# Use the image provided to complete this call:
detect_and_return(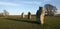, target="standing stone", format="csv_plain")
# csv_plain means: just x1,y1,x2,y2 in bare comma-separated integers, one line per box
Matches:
36,7,45,24
21,12,25,19
36,10,41,24
28,12,31,19
40,7,45,24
